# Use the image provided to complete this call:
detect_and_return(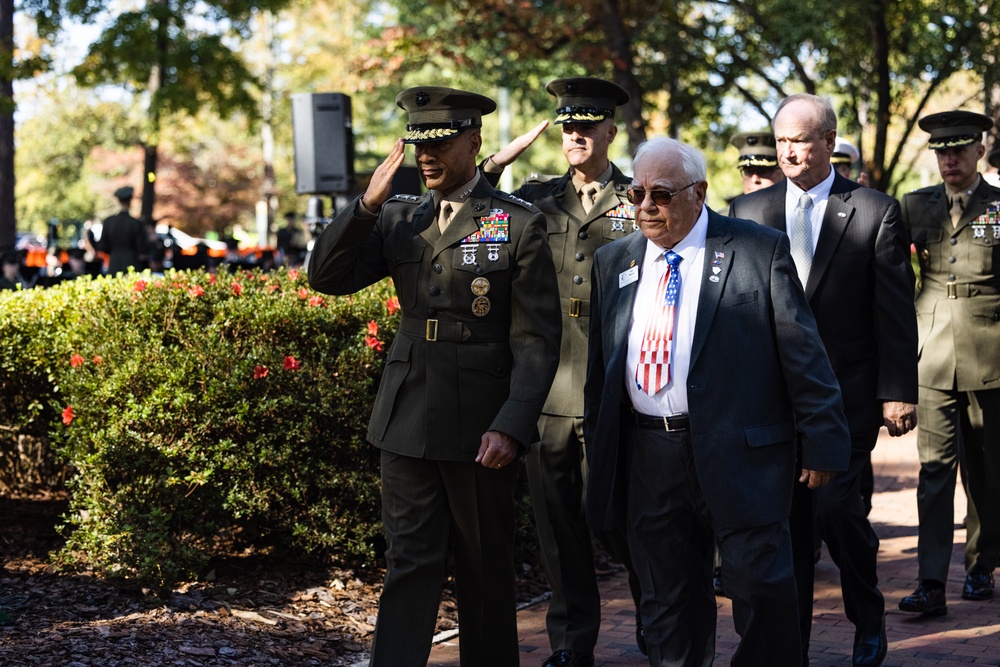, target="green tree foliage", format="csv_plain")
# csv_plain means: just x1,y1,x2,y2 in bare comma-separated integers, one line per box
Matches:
69,0,291,222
